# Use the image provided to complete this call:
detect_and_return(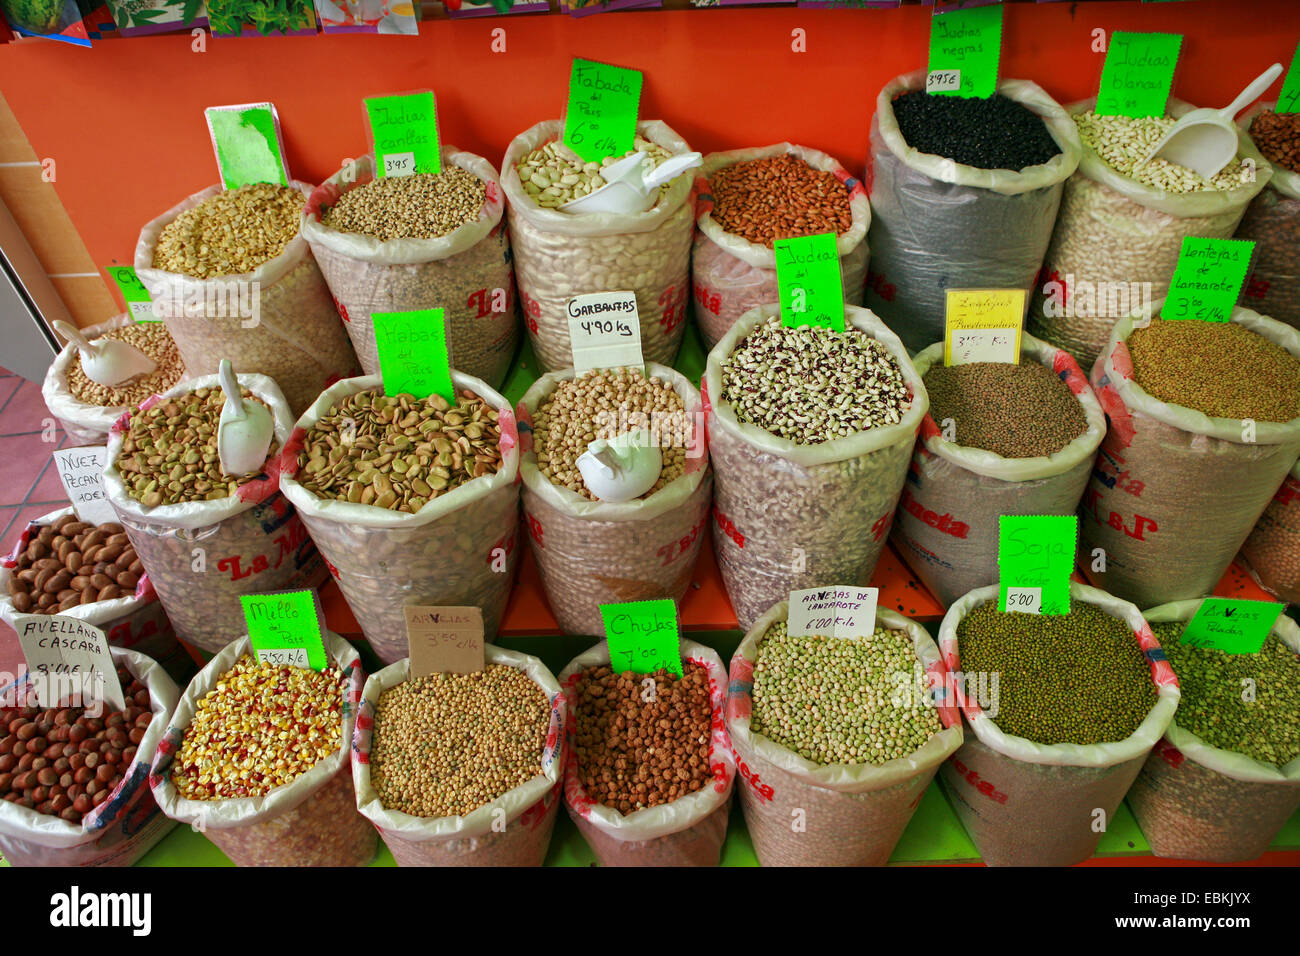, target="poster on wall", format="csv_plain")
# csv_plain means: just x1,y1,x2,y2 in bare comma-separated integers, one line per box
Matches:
314,0,416,32
0,0,90,44
444,0,548,18
561,0,660,16
205,0,316,34
104,0,205,35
